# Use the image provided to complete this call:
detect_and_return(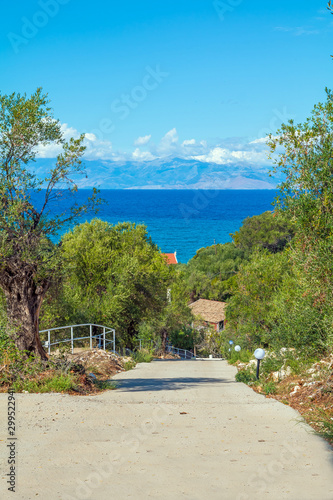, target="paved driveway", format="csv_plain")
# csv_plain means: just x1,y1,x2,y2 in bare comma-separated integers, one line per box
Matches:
1,359,332,499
